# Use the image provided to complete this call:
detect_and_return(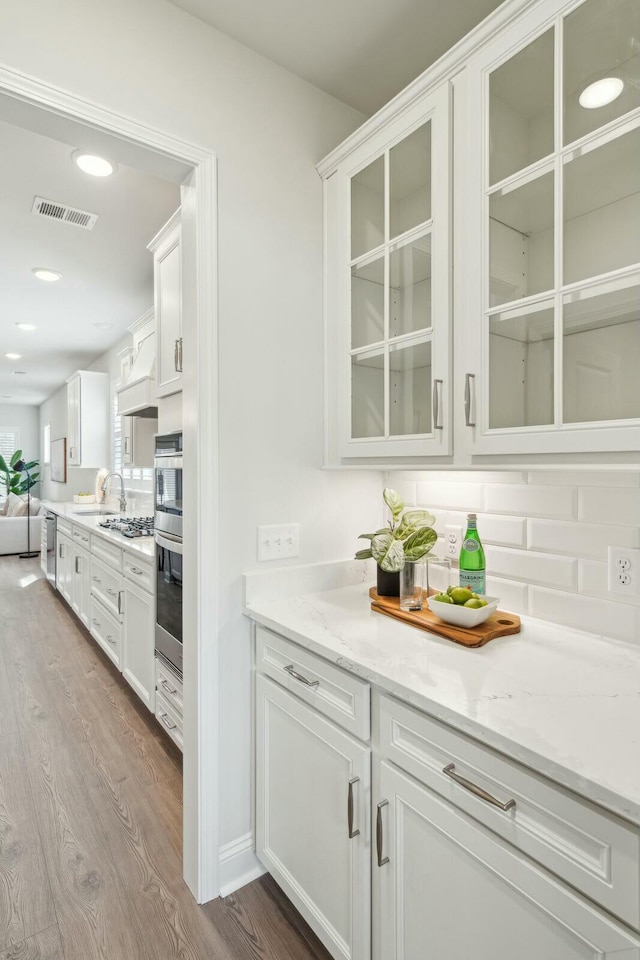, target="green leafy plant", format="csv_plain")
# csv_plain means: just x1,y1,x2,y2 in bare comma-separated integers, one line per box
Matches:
355,488,437,573
0,450,40,497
